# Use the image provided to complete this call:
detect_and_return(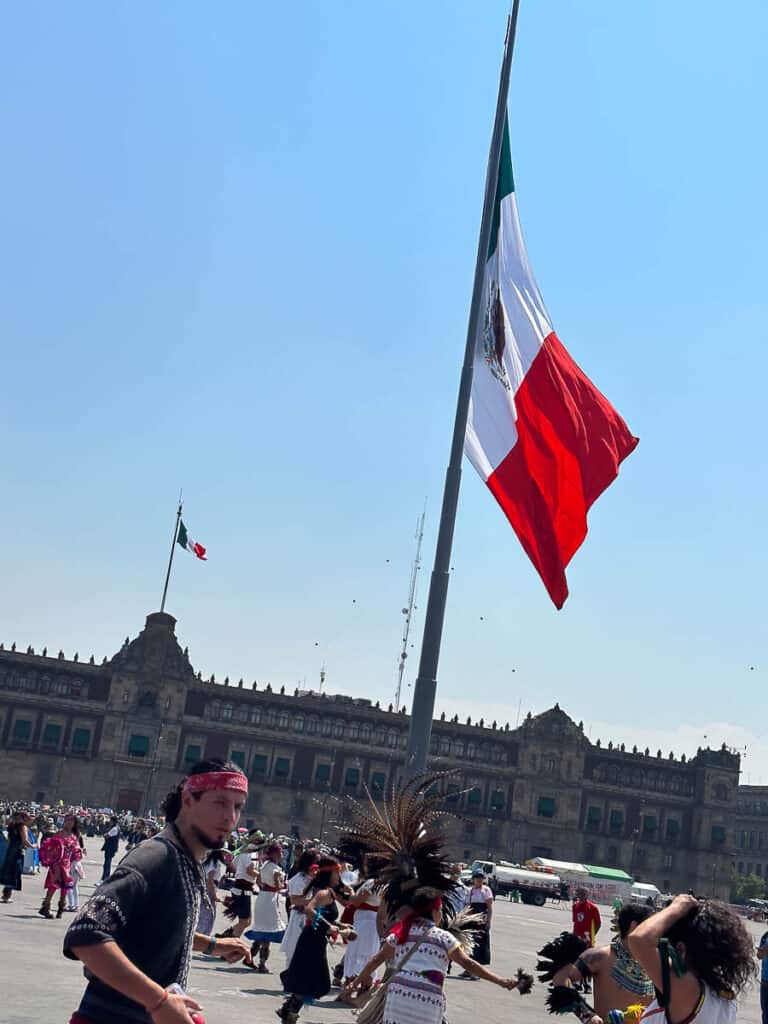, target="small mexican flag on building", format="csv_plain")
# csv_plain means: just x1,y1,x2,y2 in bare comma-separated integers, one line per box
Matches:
177,520,207,561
